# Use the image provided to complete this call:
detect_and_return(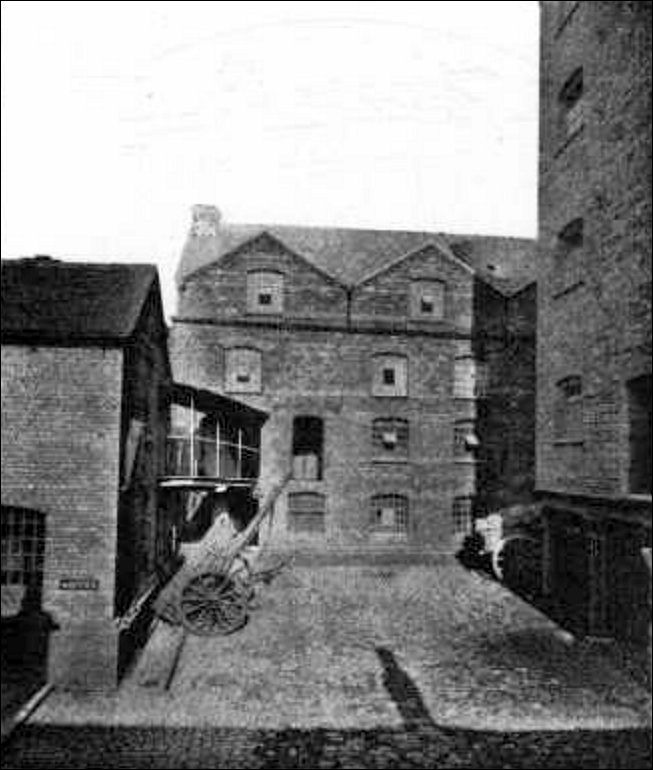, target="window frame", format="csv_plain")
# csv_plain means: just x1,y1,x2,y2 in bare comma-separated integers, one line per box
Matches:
410,279,446,321
372,417,409,460
246,270,285,315
369,494,409,535
224,347,262,393
452,496,474,536
287,492,326,533
1,507,46,591
554,375,583,442
291,415,324,481
372,354,408,398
